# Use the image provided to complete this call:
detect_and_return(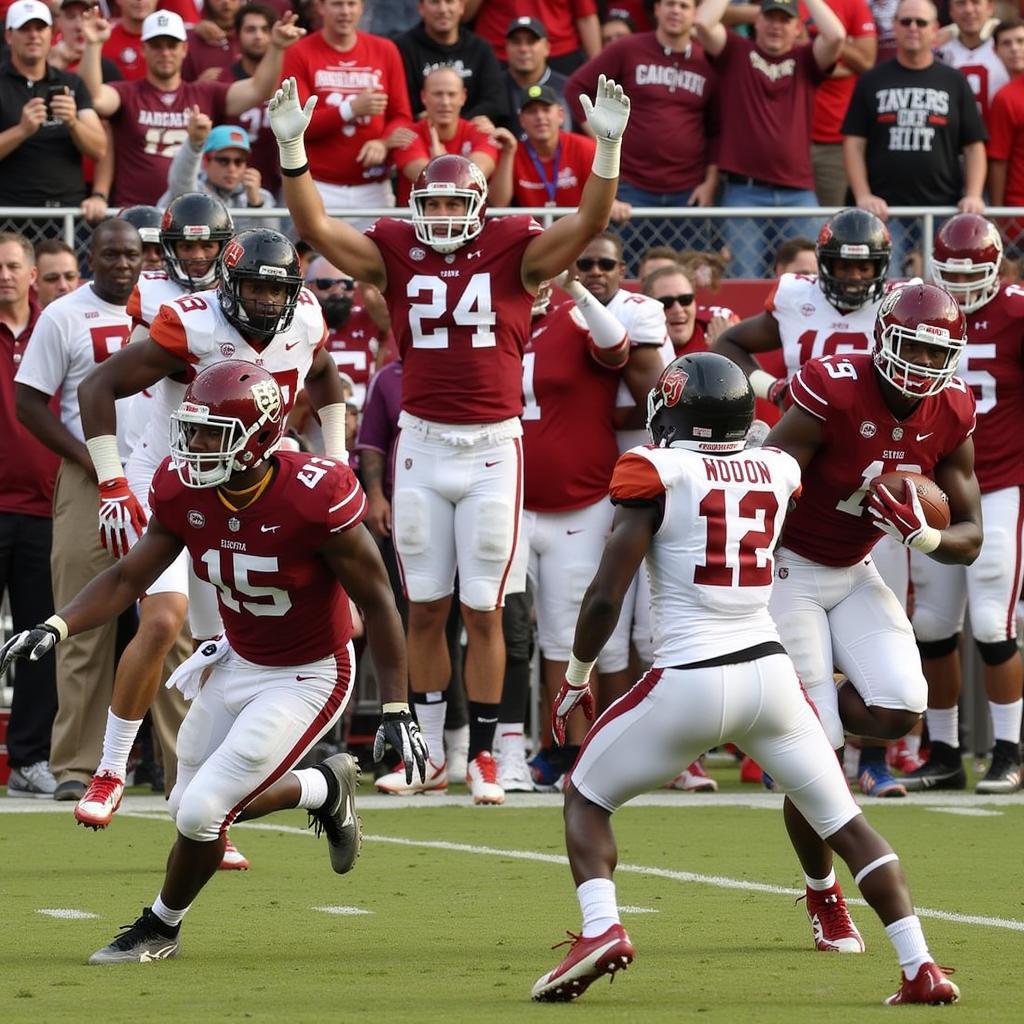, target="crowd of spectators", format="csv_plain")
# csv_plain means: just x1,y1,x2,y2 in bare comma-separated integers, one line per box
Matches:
2,0,1024,800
